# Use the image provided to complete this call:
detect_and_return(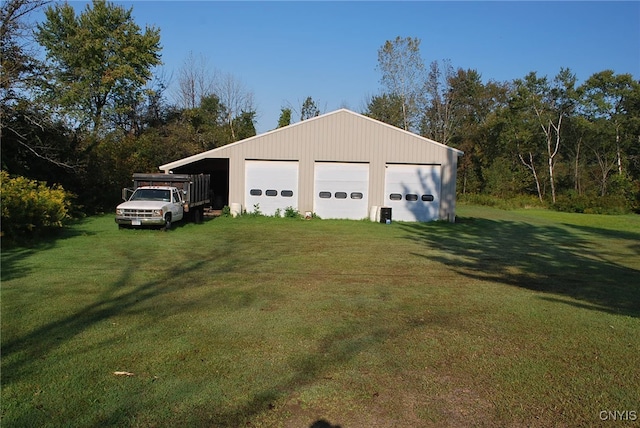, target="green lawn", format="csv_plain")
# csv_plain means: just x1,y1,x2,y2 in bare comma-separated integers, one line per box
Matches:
2,206,639,427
